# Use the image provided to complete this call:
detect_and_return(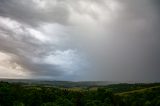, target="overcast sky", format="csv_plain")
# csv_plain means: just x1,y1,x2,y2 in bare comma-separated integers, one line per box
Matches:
0,0,160,82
